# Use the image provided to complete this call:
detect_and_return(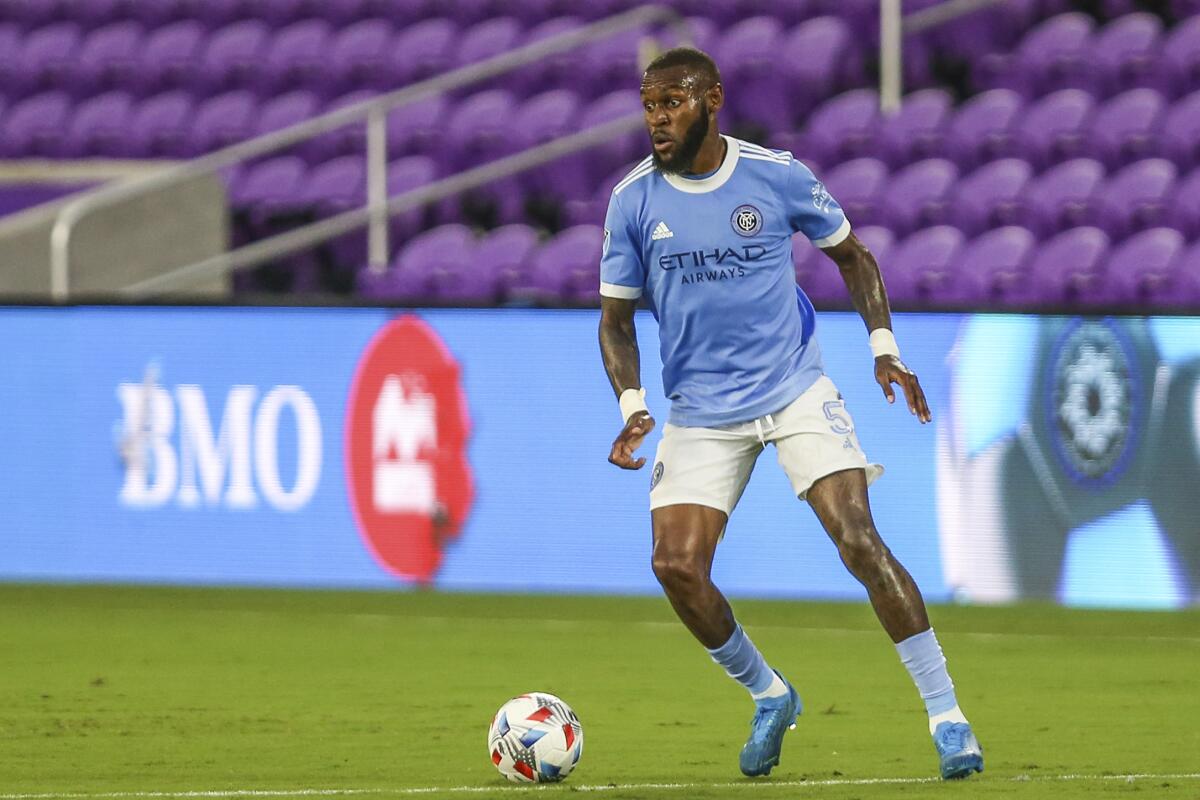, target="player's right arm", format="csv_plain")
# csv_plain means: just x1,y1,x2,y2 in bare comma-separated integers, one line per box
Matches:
599,296,655,469
597,188,654,470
